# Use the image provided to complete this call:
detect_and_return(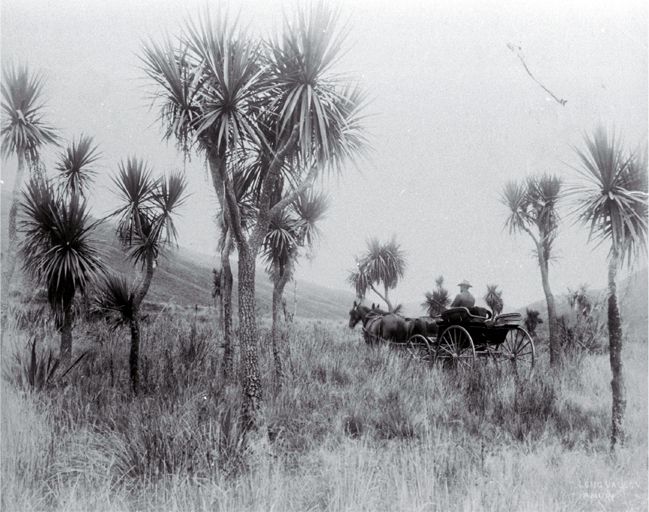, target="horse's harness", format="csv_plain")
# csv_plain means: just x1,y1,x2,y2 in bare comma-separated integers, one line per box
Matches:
354,304,383,343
